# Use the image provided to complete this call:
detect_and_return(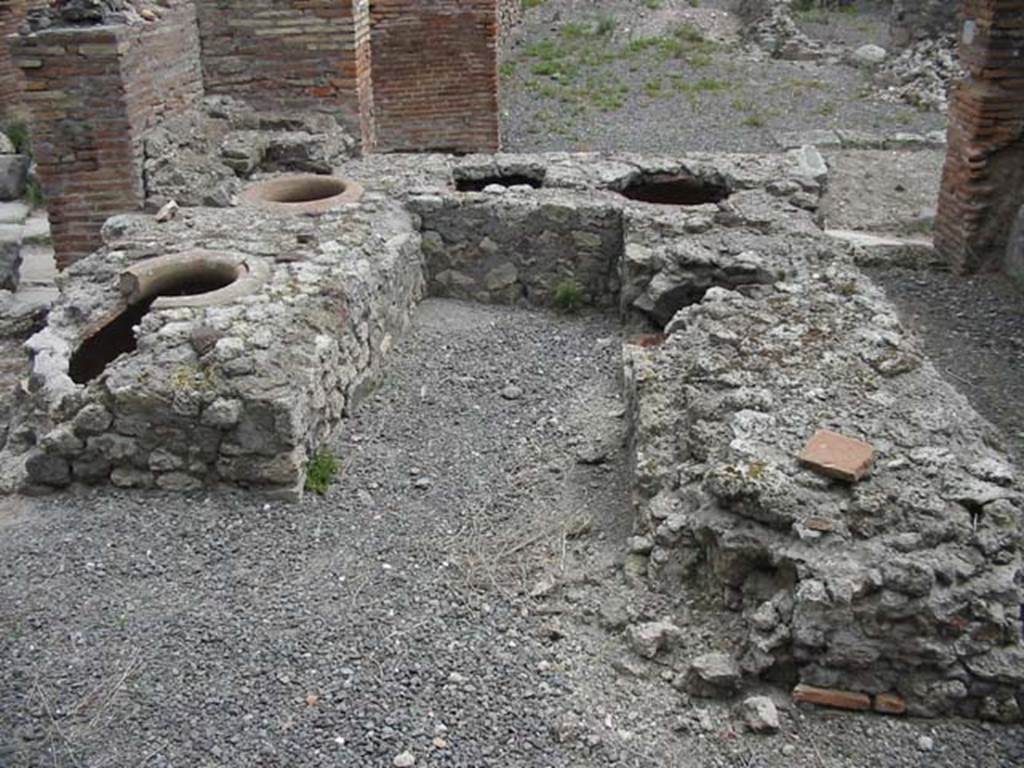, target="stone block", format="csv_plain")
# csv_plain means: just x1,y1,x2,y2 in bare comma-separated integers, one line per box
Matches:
0,155,28,201
0,224,22,291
